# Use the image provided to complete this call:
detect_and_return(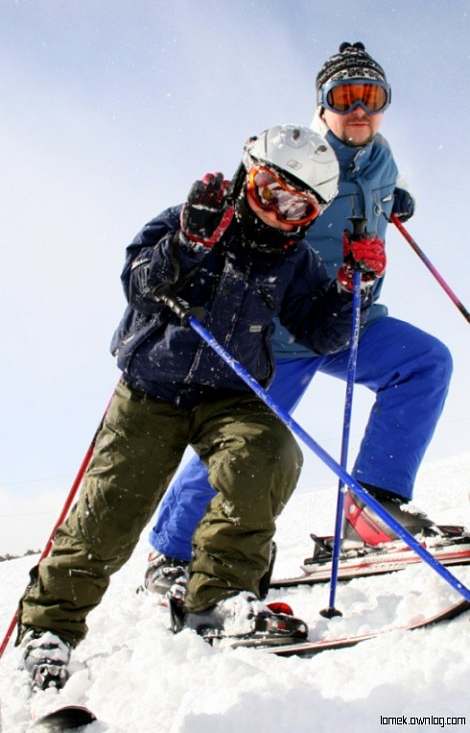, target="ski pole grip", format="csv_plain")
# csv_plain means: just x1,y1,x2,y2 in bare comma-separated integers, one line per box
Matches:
349,216,367,240
343,217,368,280
156,292,206,325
